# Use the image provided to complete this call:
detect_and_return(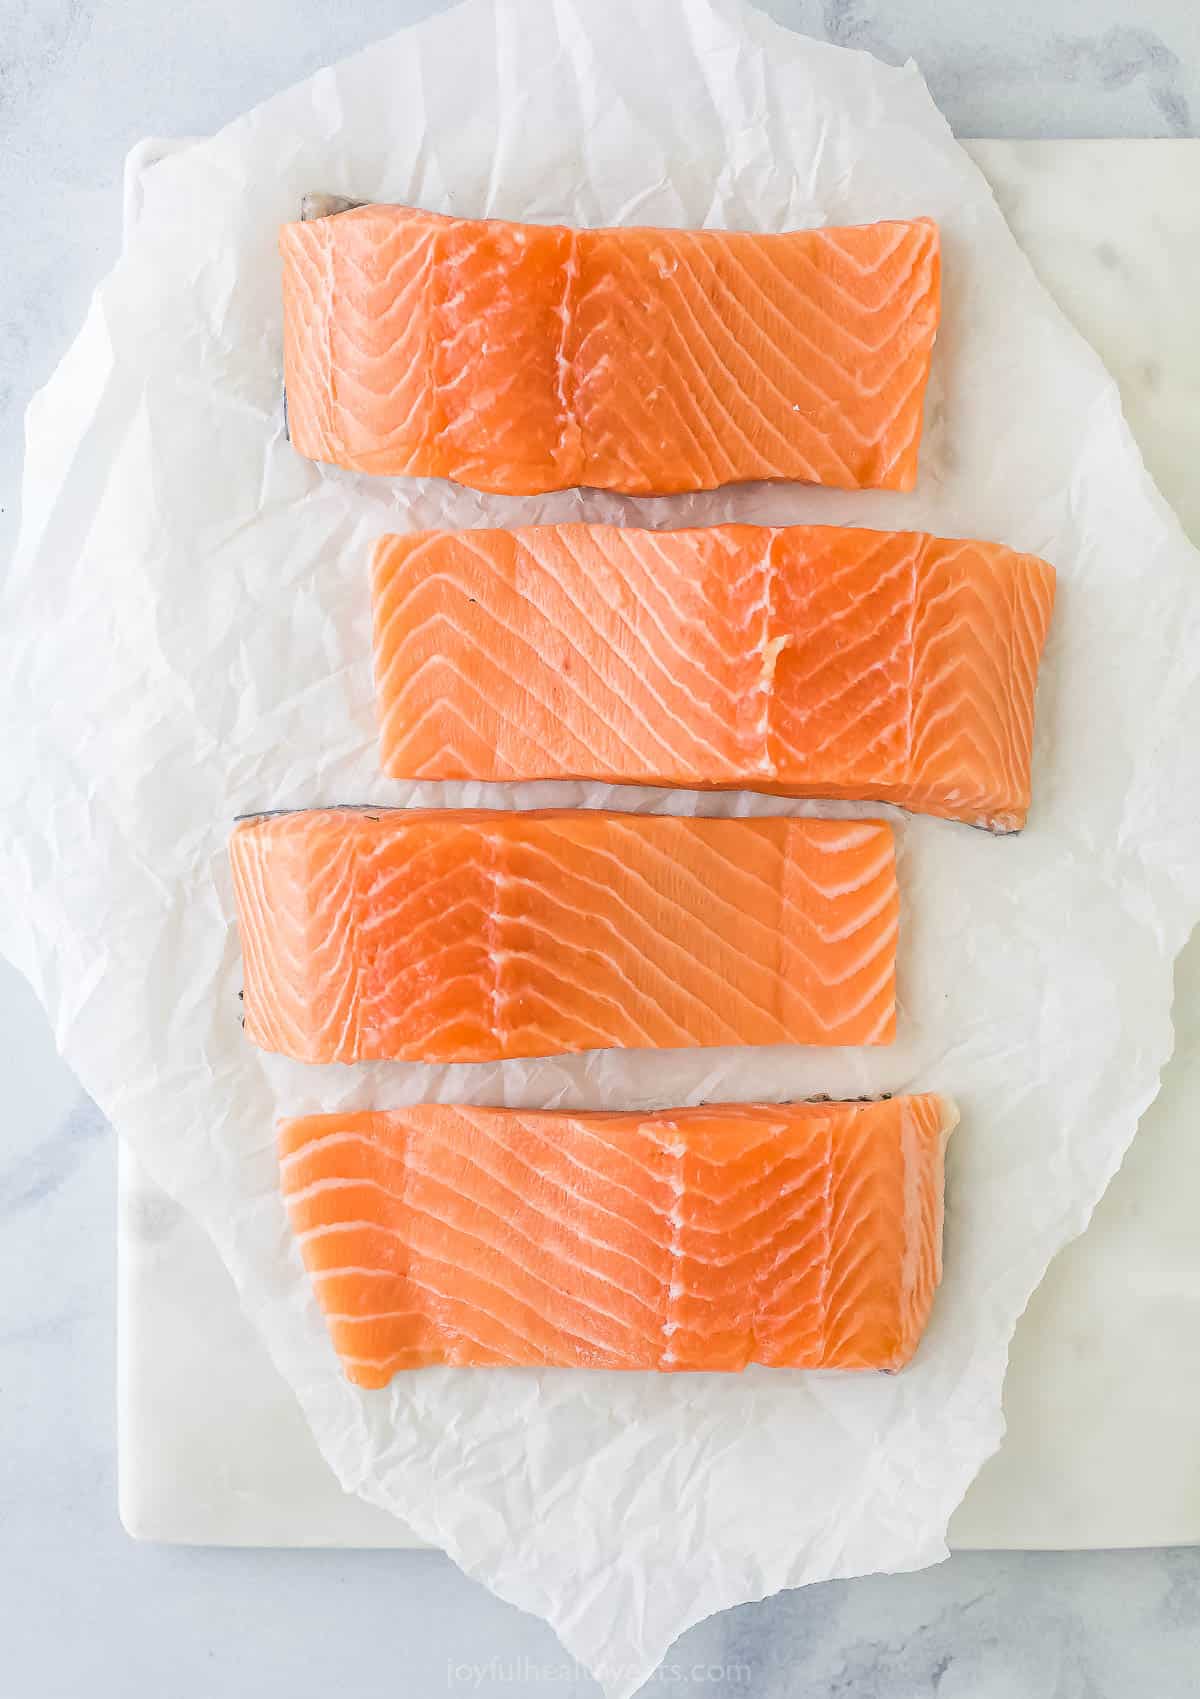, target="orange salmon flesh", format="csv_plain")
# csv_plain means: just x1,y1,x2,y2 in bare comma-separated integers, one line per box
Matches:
279,1097,957,1383
281,206,941,495
231,810,898,1064
371,523,1056,832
